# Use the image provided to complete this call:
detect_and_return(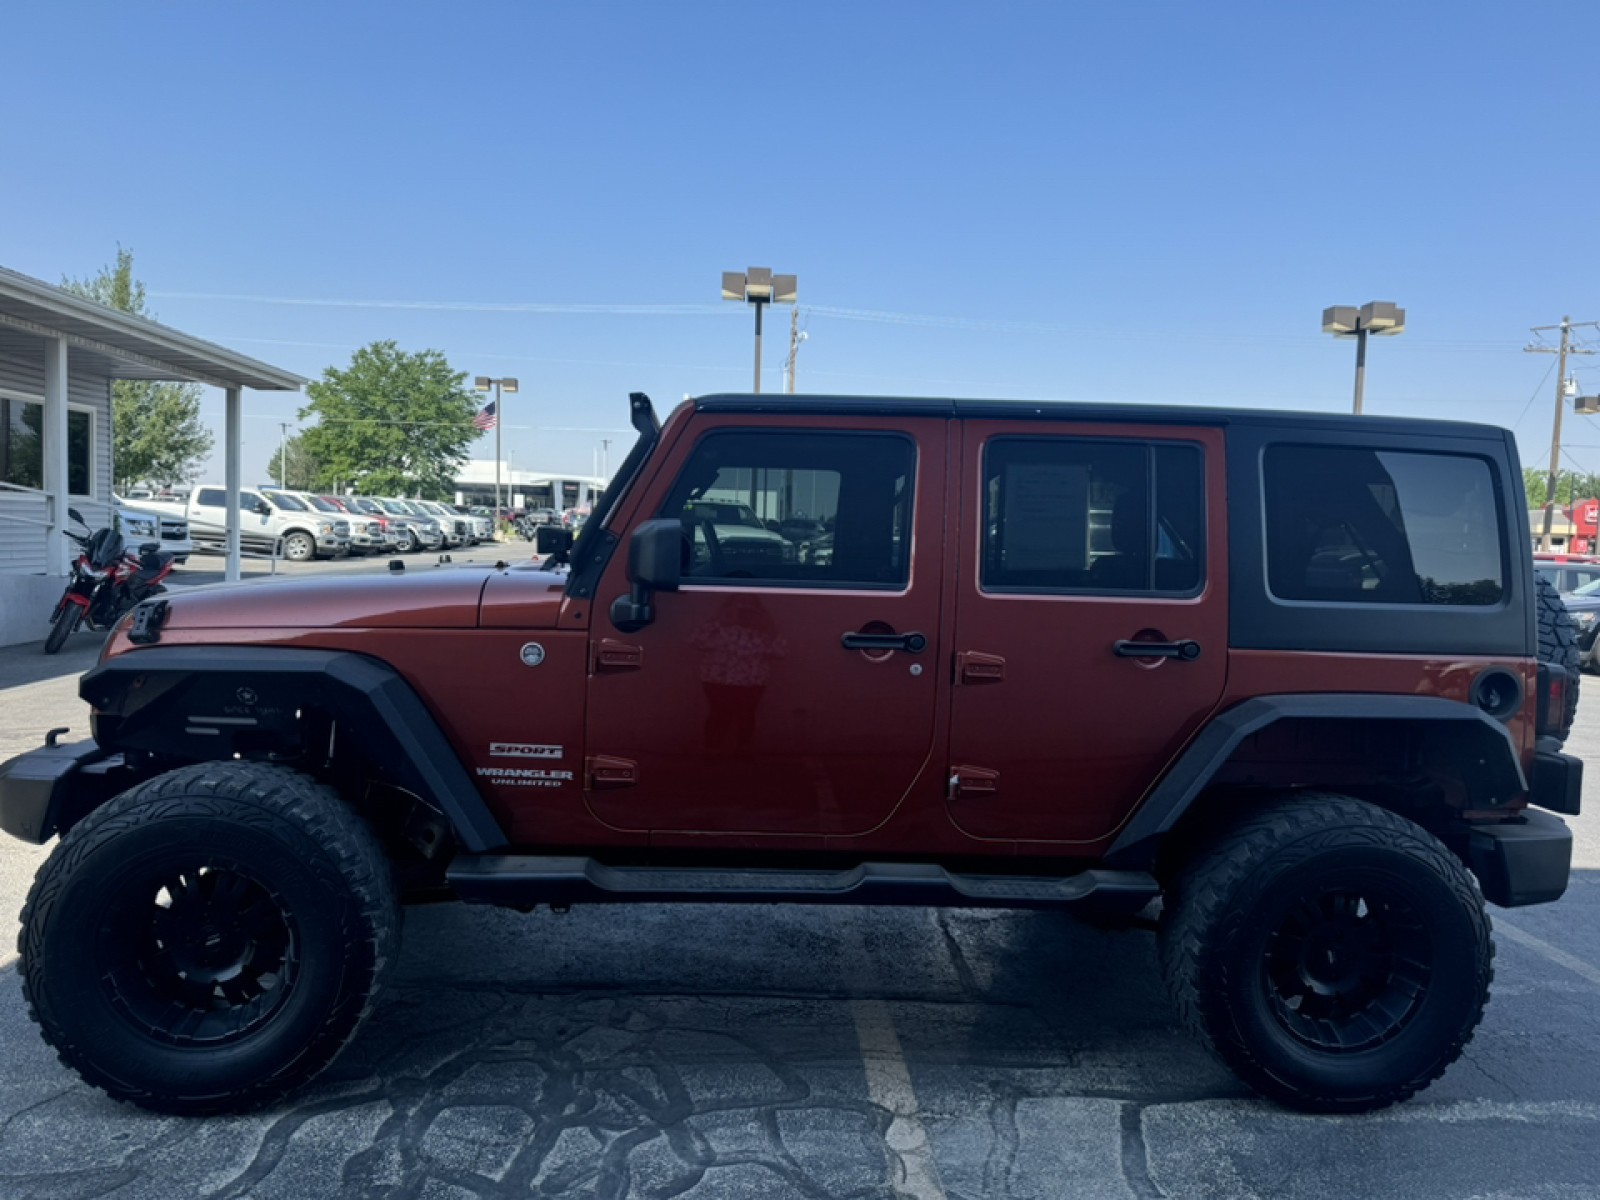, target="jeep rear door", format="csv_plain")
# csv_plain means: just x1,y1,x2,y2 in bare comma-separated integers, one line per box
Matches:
945,421,1228,847
582,414,948,839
